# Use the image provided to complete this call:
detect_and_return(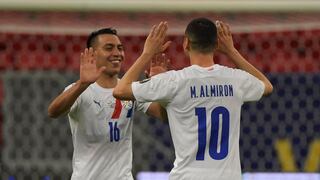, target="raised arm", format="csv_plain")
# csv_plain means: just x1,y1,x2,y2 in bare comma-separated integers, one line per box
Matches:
145,53,170,121
216,21,273,95
48,48,106,118
145,53,170,78
113,21,170,100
